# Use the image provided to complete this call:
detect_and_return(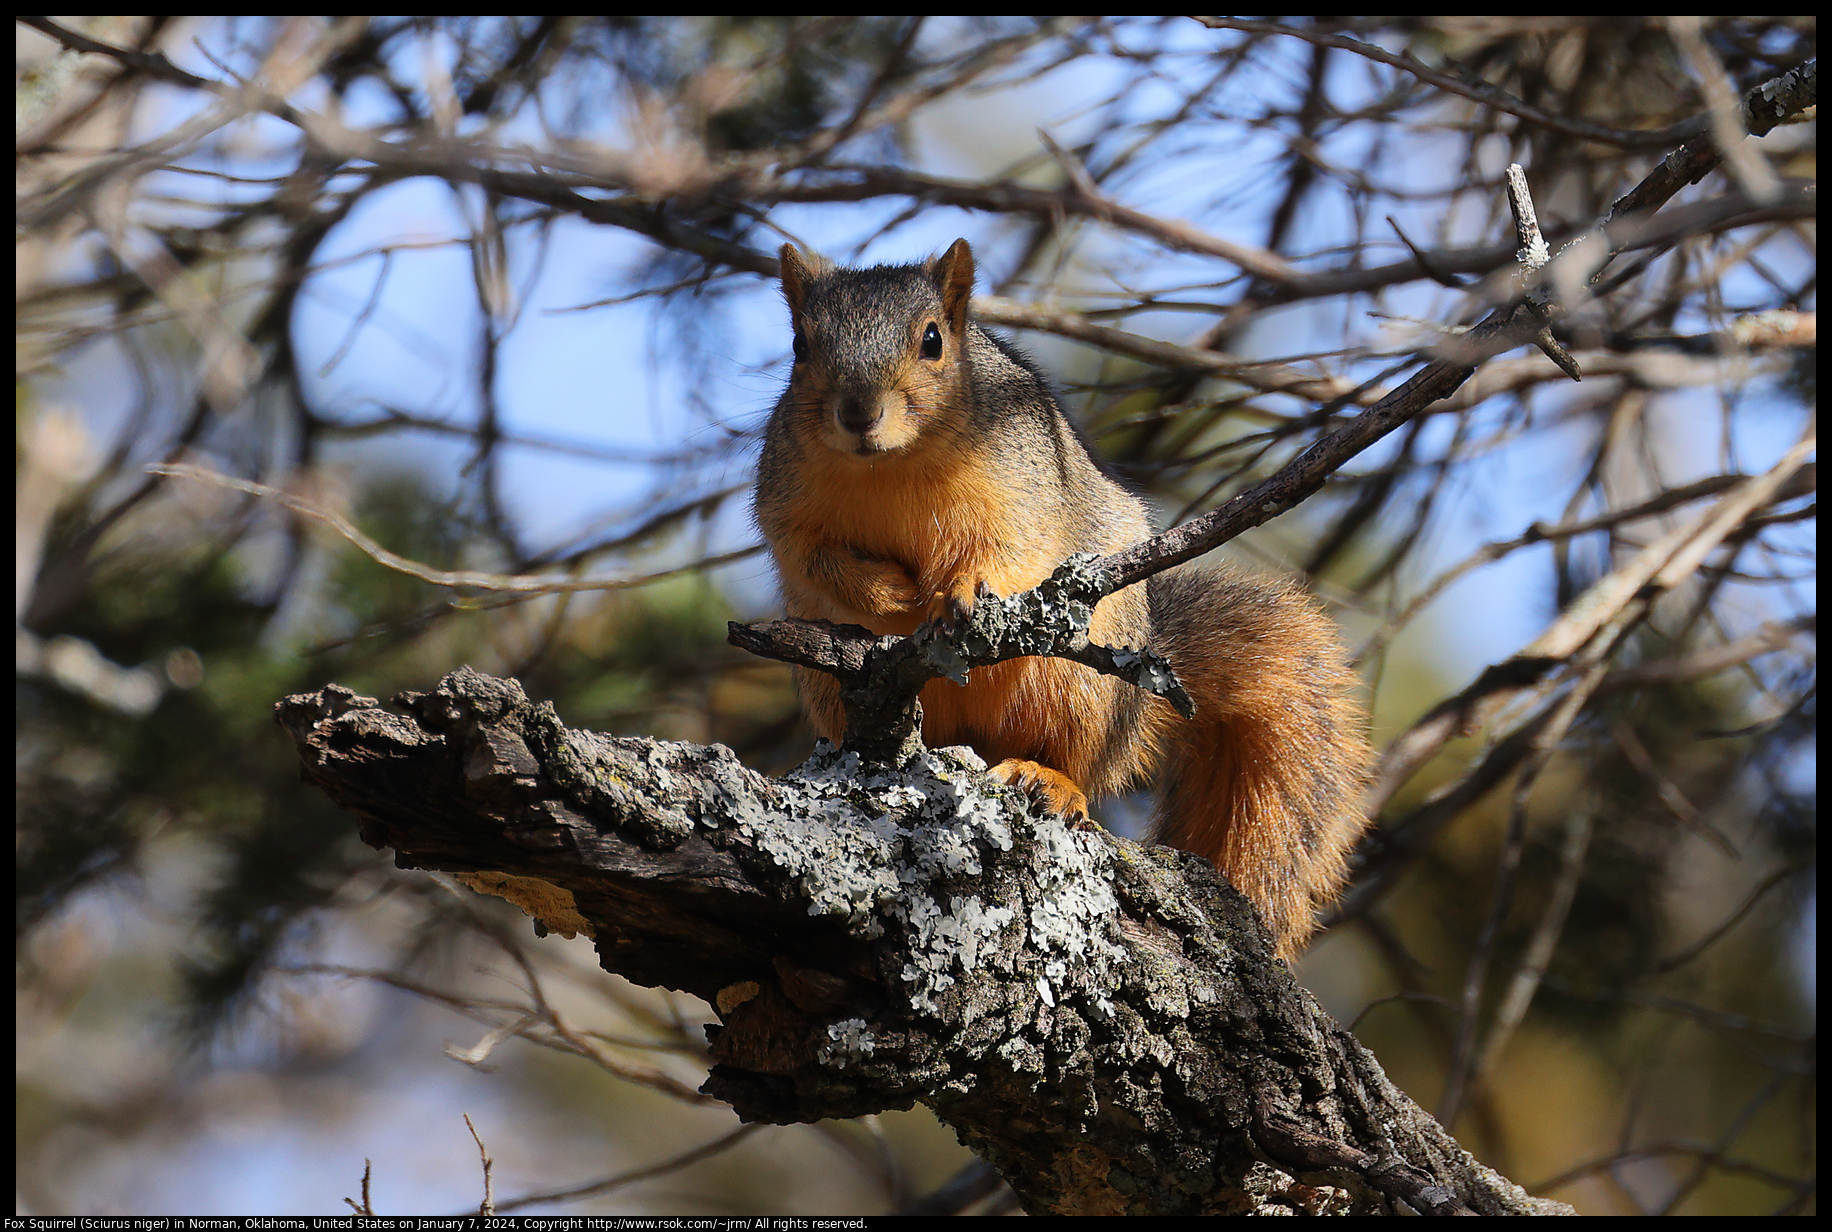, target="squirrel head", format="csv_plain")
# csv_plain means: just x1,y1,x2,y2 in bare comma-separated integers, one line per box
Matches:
777,238,976,458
